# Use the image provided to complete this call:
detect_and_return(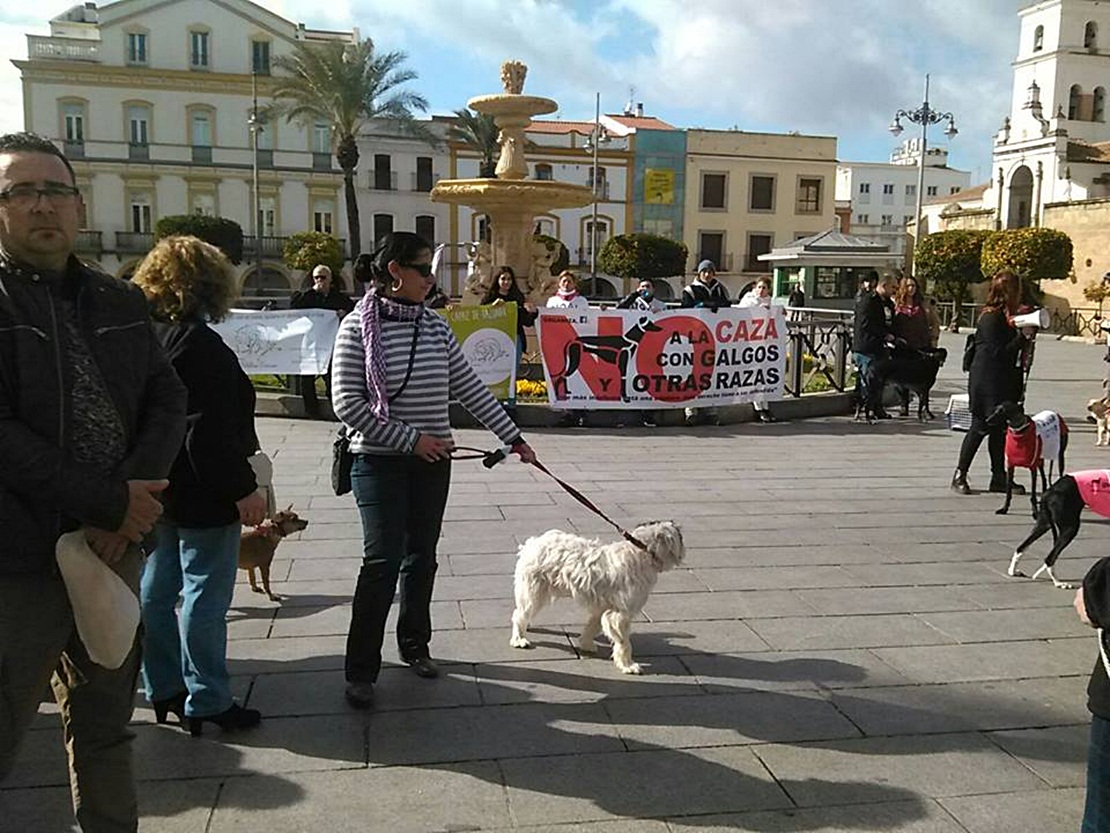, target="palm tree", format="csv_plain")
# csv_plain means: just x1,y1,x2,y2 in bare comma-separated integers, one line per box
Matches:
271,38,432,260
449,108,499,178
